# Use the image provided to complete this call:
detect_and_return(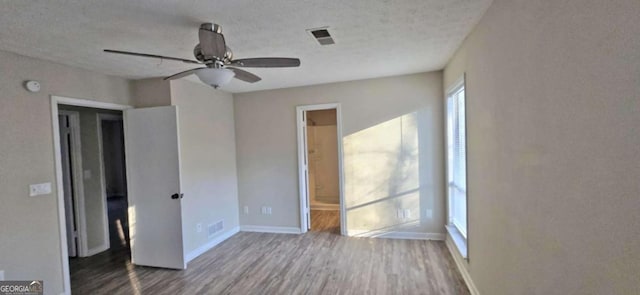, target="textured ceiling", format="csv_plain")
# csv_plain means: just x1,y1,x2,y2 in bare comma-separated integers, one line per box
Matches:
0,0,492,93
